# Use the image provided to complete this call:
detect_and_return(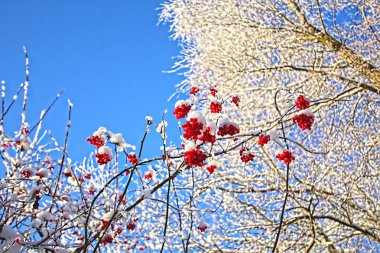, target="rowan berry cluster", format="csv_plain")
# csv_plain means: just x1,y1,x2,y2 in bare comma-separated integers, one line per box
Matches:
276,150,295,164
